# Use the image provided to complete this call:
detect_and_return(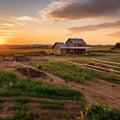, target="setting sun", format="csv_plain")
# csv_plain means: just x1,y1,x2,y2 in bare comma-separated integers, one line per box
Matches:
0,38,5,45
